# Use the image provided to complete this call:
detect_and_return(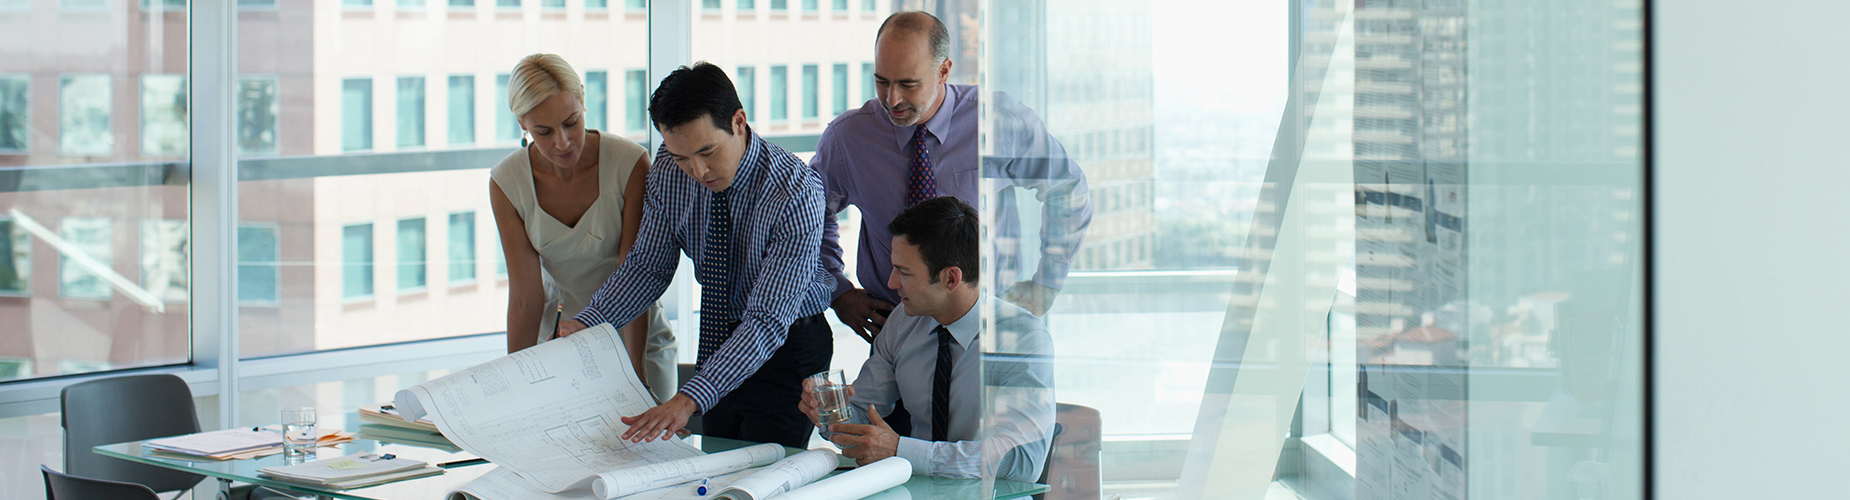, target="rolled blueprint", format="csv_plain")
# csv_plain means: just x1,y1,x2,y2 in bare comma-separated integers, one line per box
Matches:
591,443,784,500
713,449,839,500
776,457,912,500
